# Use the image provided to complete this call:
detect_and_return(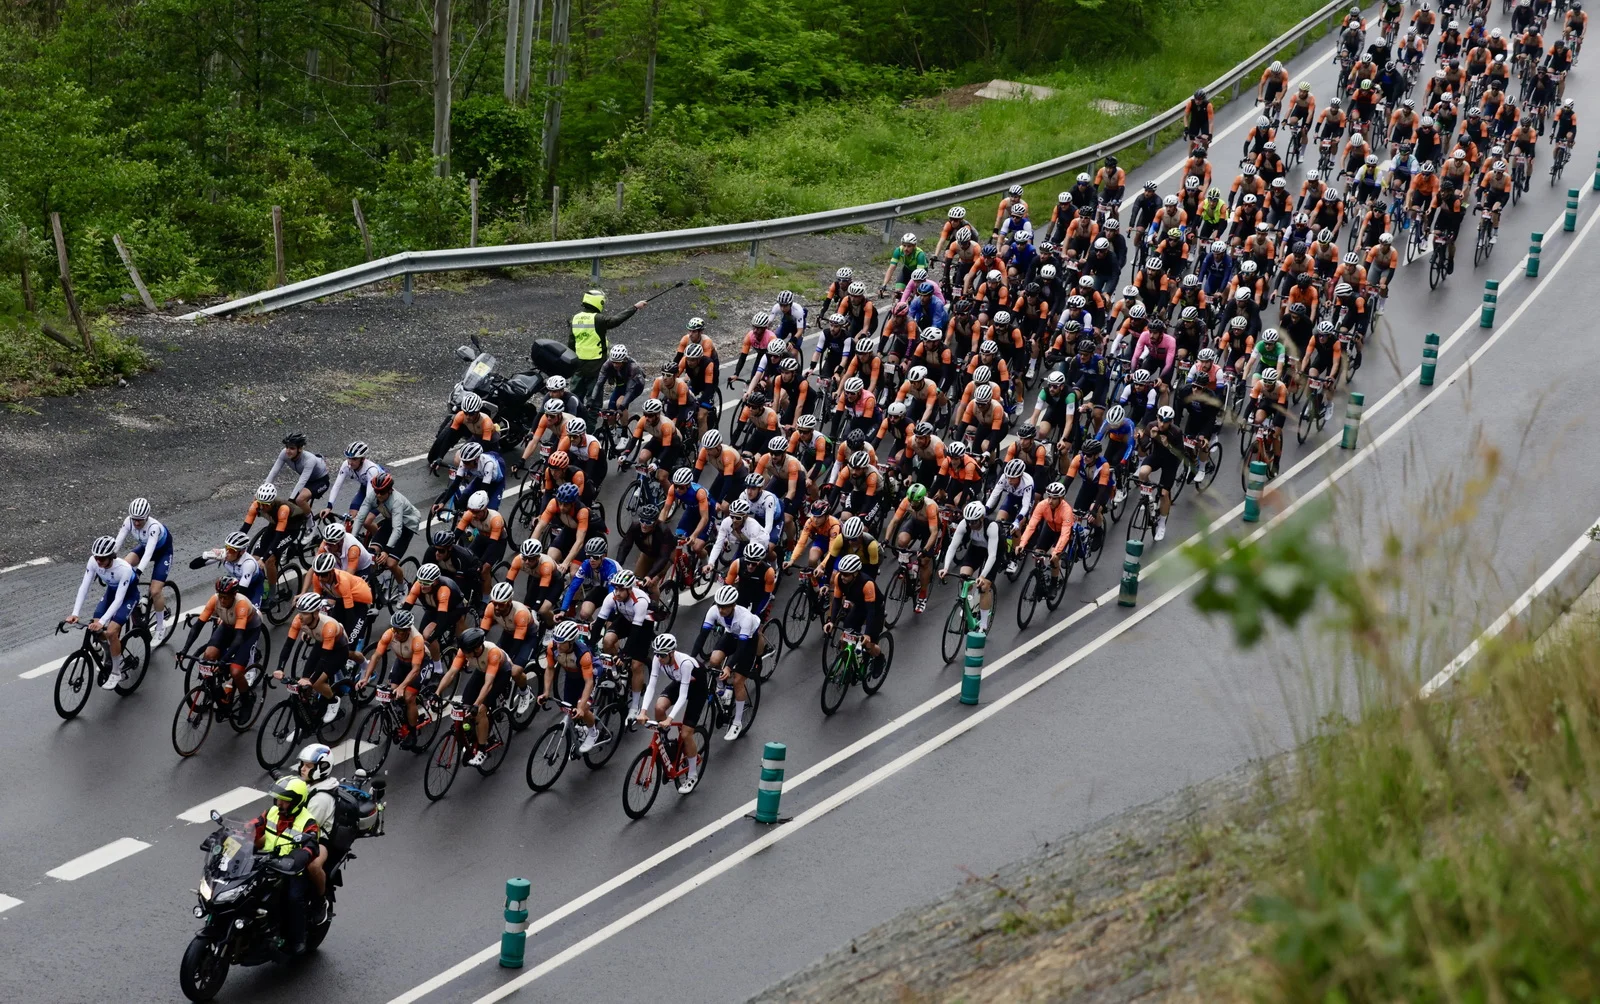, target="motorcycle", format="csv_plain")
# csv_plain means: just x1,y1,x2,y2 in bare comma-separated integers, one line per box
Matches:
179,772,385,1001
427,337,577,468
